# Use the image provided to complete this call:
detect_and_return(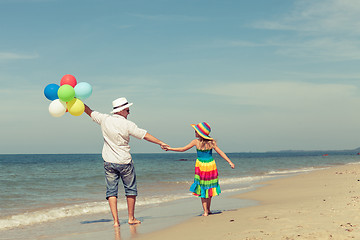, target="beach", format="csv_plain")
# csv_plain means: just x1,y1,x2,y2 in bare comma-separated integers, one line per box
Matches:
2,153,360,239
137,163,360,240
